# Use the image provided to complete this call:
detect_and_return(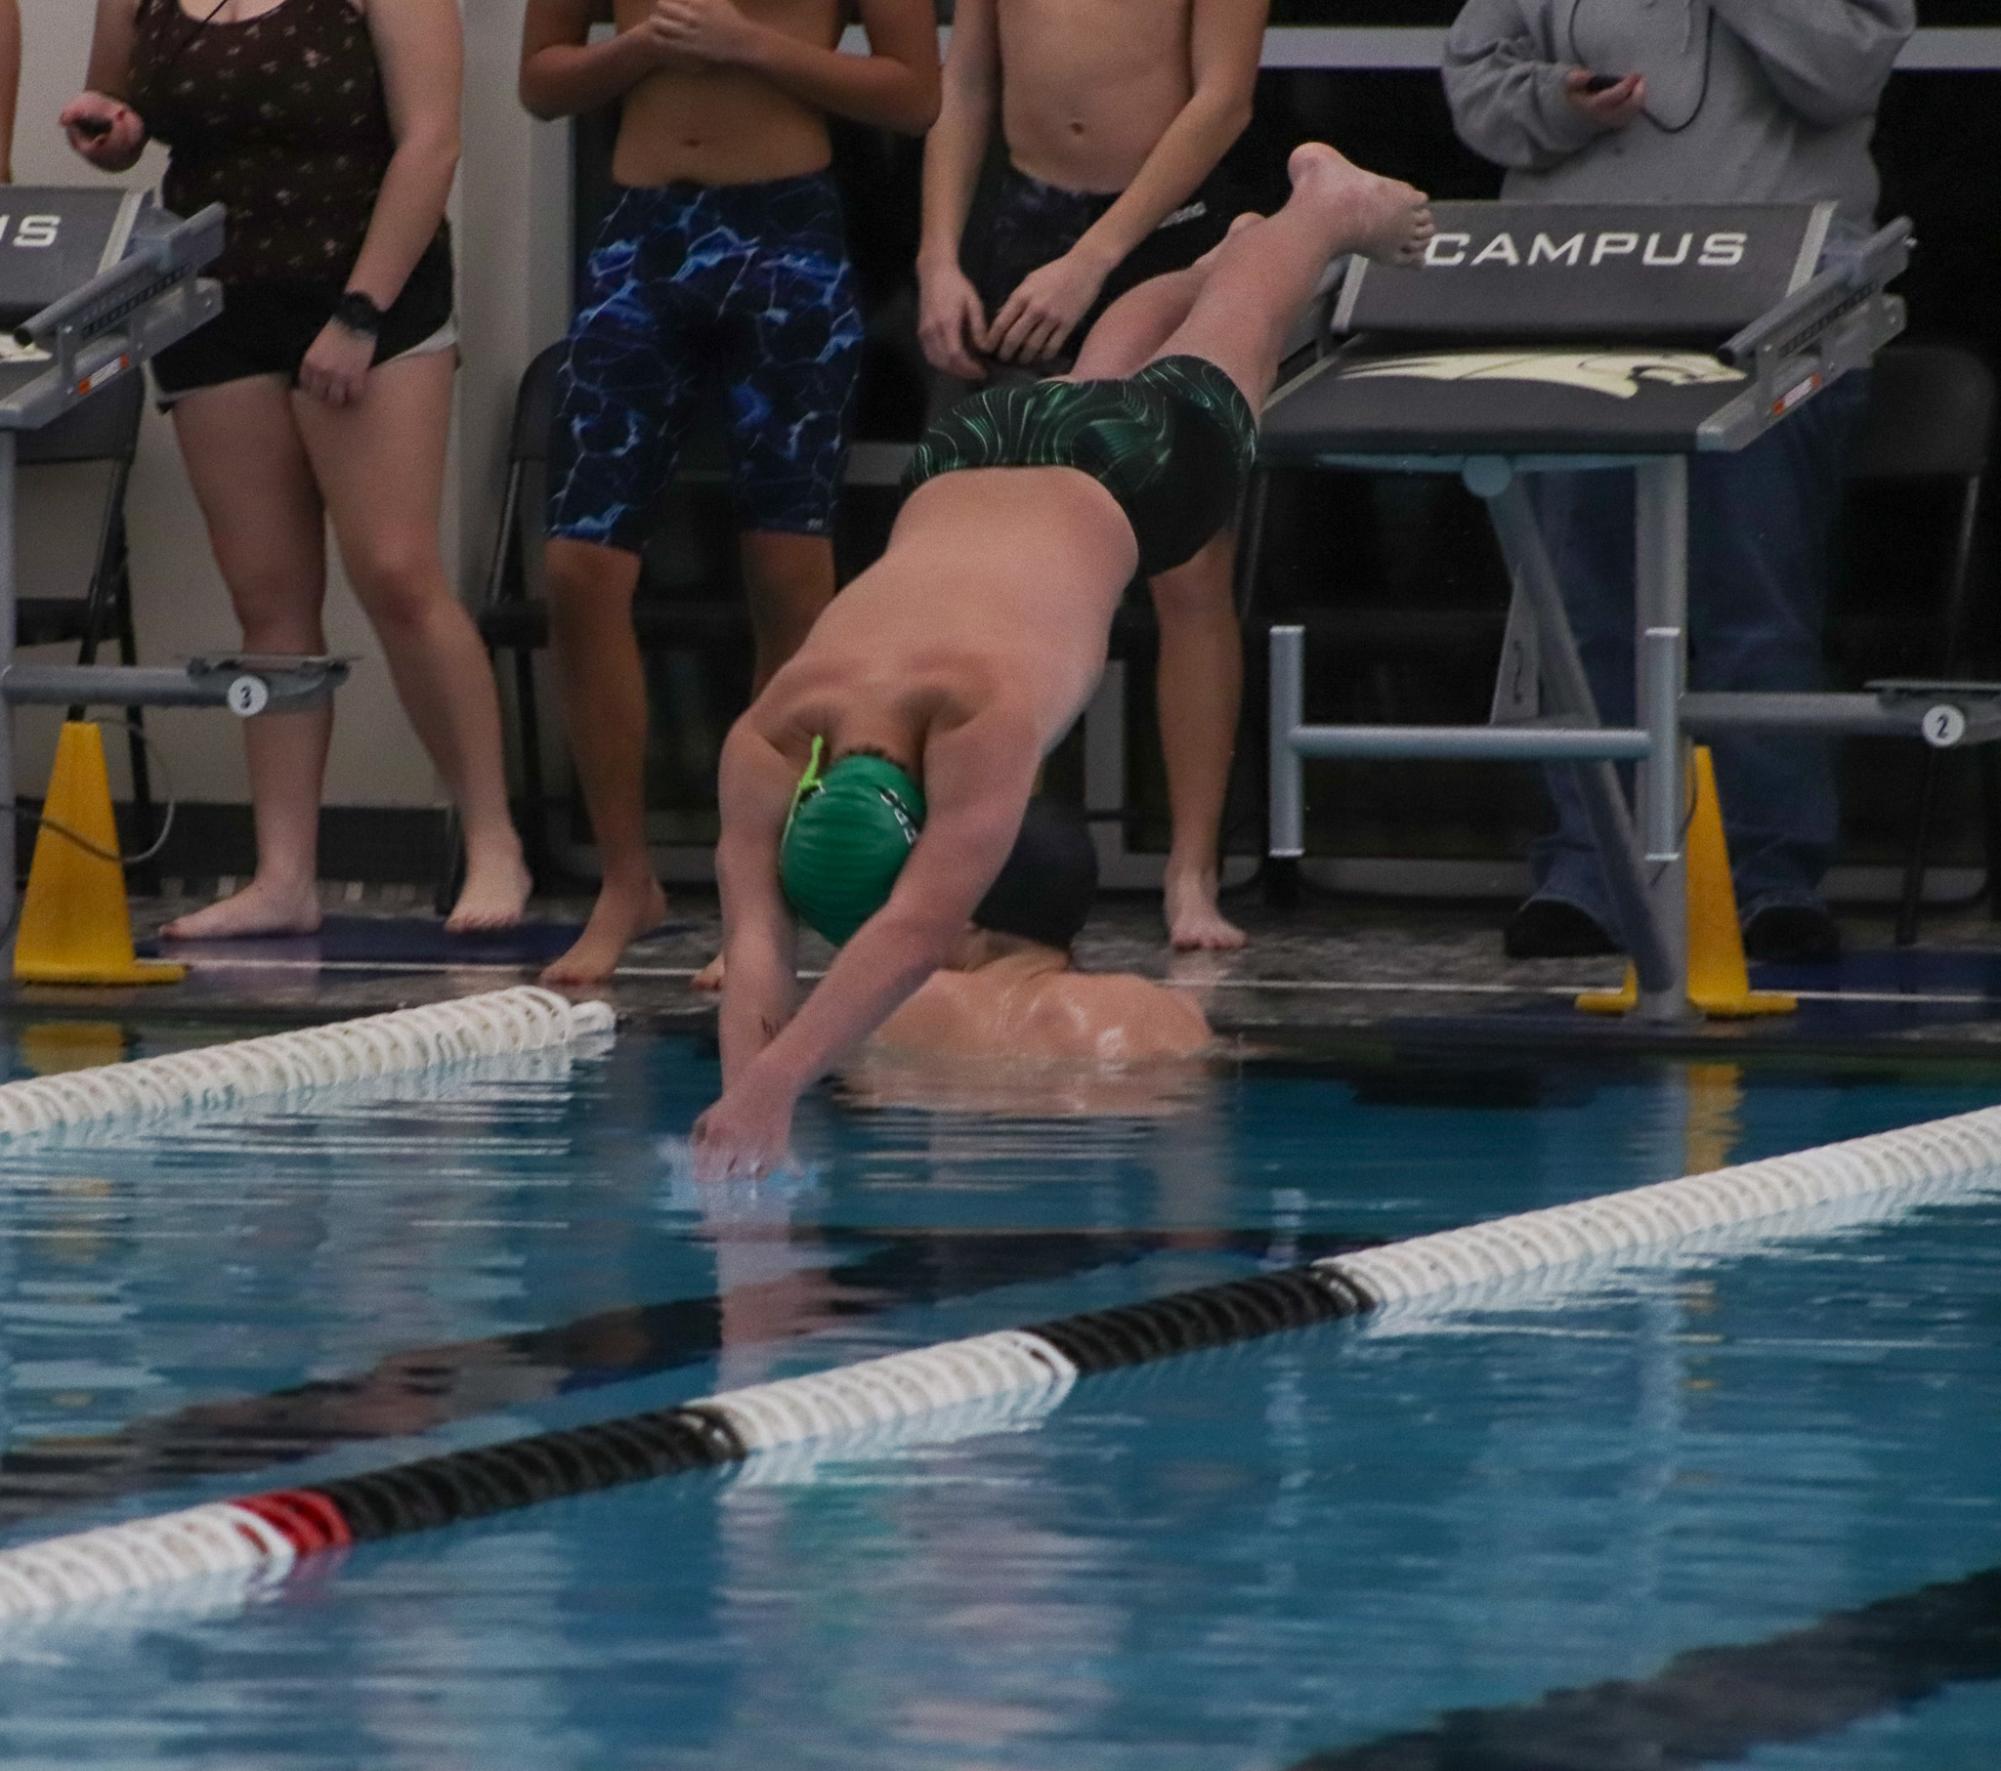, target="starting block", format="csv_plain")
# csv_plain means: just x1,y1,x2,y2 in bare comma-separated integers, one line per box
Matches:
1260,199,1938,1024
